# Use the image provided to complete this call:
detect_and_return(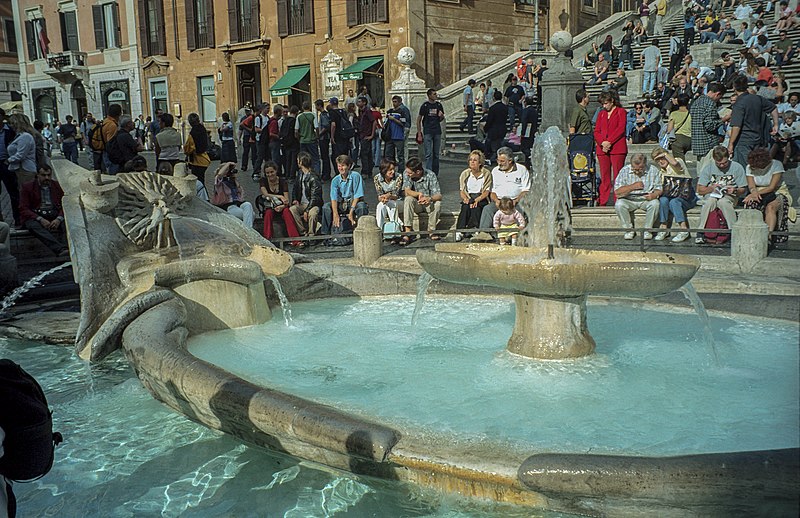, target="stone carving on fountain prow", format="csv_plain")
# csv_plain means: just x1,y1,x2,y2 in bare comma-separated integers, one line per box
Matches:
53,160,294,363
